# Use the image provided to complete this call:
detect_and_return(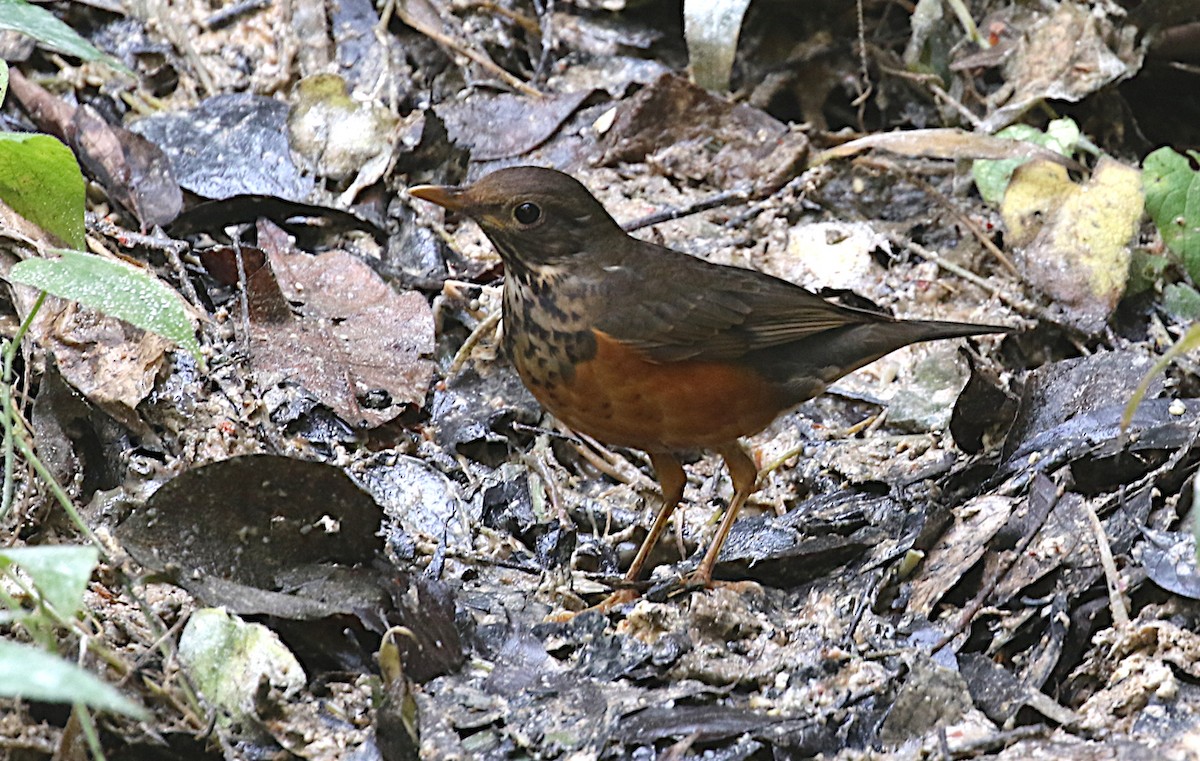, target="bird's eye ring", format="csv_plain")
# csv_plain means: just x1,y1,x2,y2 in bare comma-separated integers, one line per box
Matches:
513,202,542,225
